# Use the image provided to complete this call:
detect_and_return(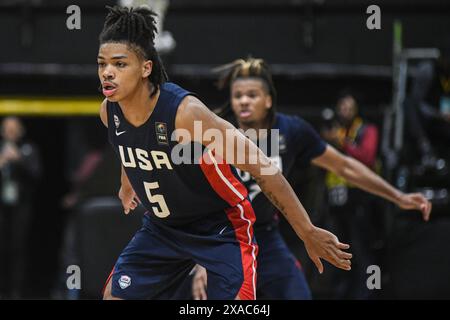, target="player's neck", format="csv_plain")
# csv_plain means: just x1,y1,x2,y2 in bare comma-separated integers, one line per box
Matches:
119,83,160,127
